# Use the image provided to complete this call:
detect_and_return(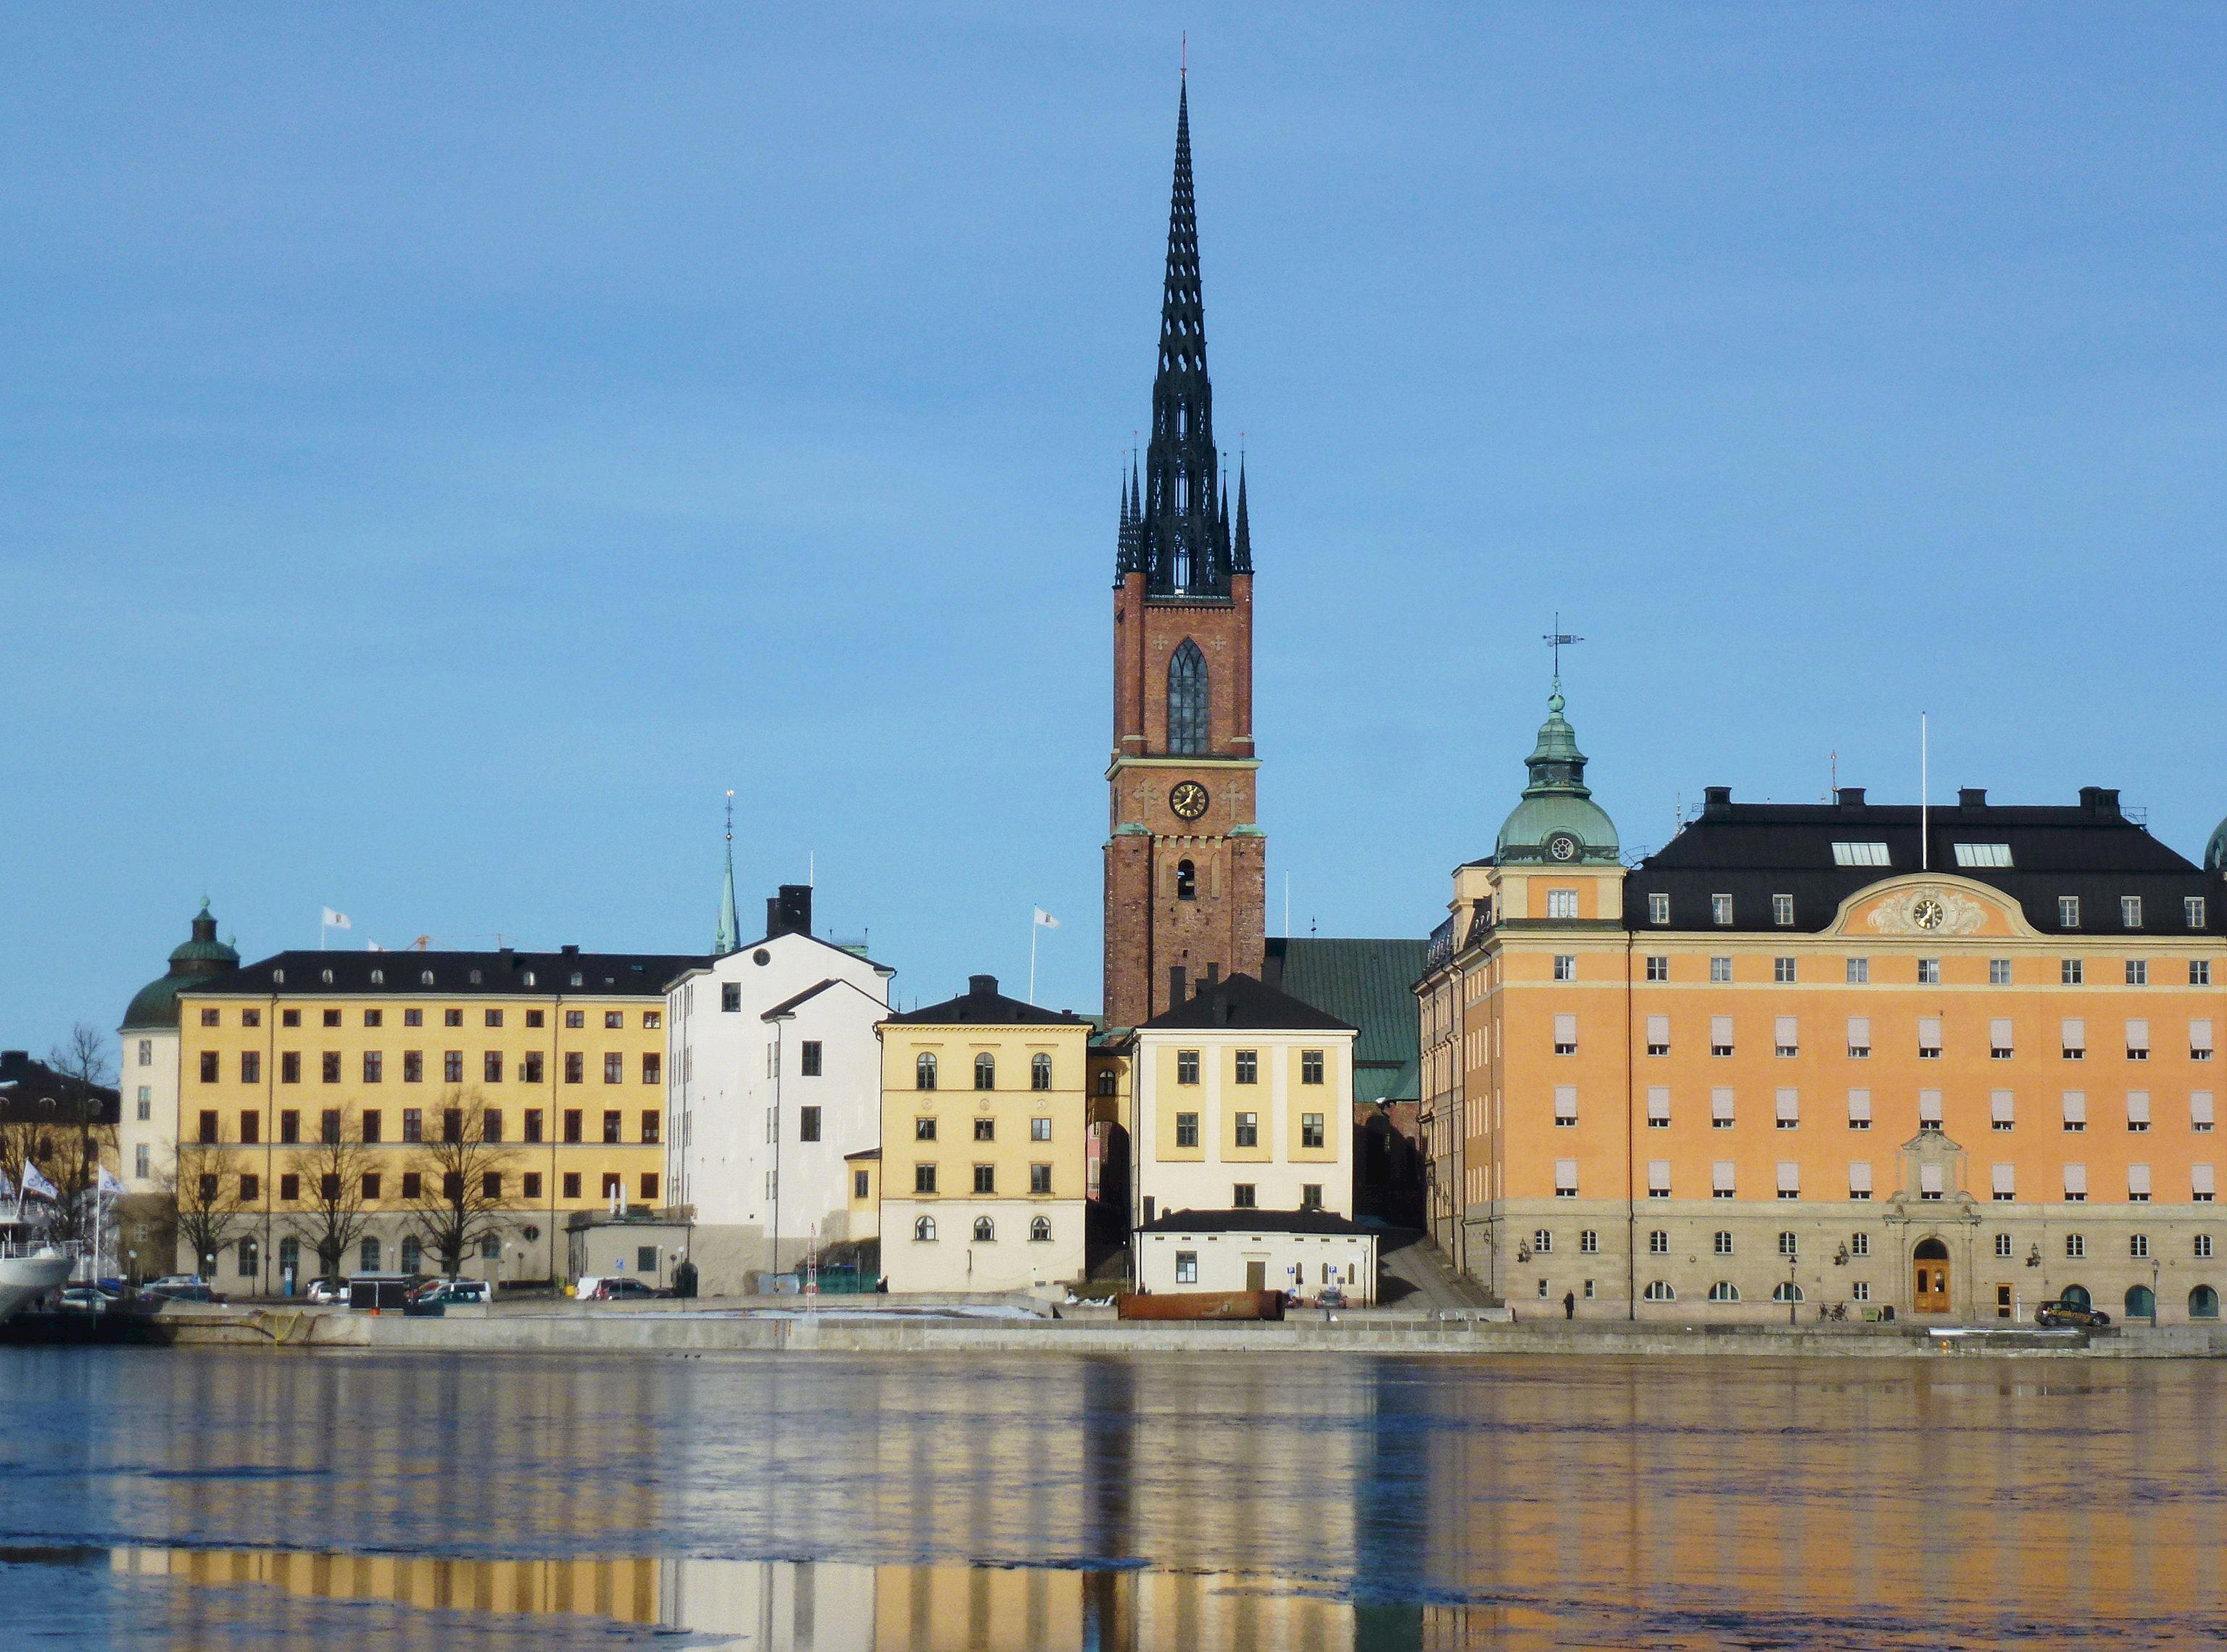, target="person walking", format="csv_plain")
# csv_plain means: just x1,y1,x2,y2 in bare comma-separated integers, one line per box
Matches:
1562,1290,1575,1321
